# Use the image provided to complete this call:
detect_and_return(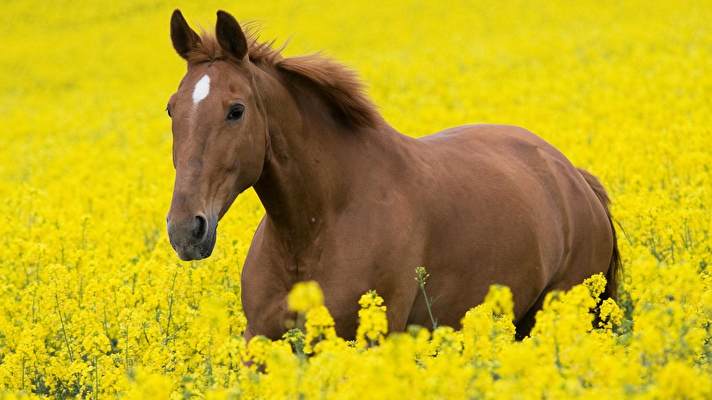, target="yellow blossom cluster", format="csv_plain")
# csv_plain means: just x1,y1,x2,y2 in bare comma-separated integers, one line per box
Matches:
1,0,711,398
356,291,388,348
287,282,324,314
